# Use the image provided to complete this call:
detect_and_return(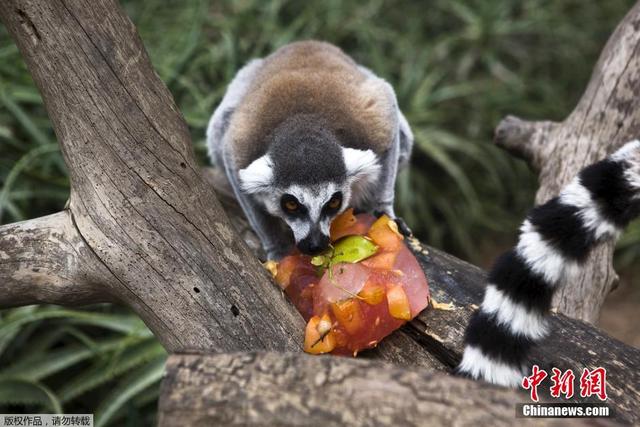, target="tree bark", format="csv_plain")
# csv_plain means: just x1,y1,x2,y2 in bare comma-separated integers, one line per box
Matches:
0,0,304,354
158,352,598,427
0,0,443,371
494,1,640,323
0,211,116,307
